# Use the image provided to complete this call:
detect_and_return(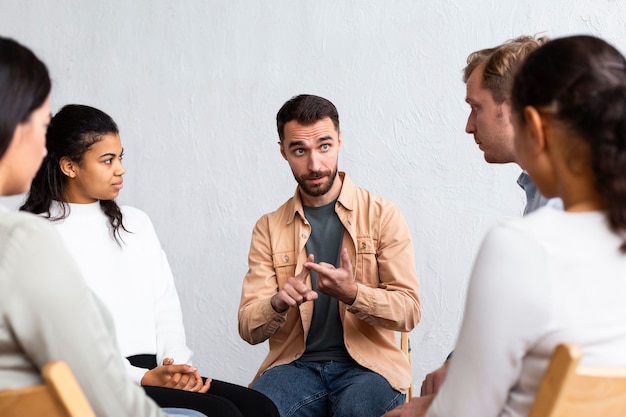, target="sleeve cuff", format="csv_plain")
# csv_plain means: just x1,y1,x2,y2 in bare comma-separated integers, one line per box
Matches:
261,297,288,332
